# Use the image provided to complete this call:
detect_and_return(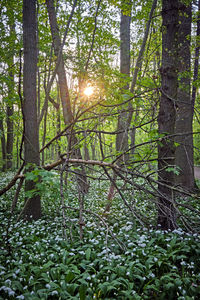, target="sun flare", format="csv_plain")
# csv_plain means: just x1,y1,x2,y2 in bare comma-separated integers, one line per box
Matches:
84,86,93,97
